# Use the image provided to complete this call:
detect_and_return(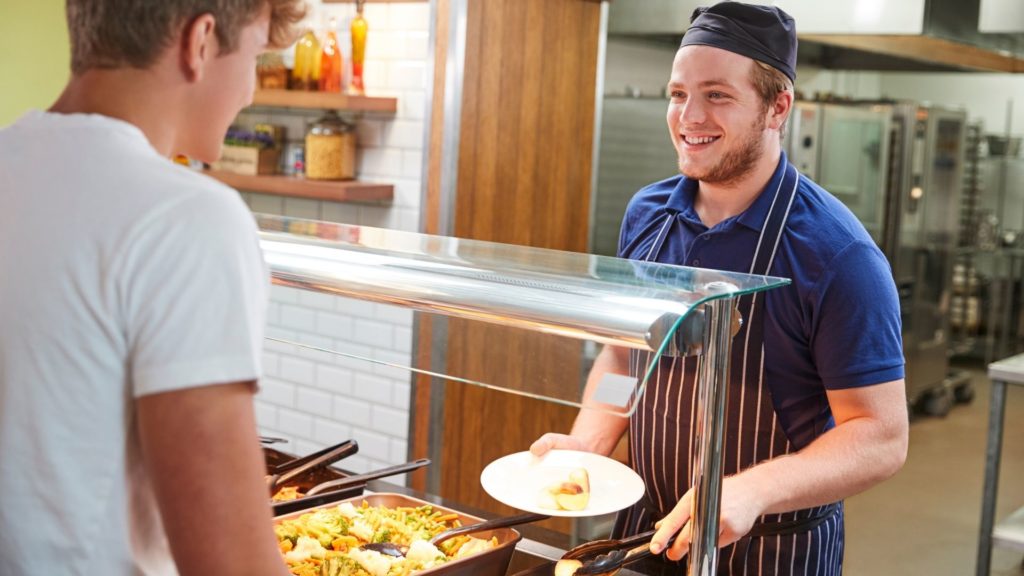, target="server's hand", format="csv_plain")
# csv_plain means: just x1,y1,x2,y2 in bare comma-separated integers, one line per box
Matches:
529,433,588,457
650,476,763,561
